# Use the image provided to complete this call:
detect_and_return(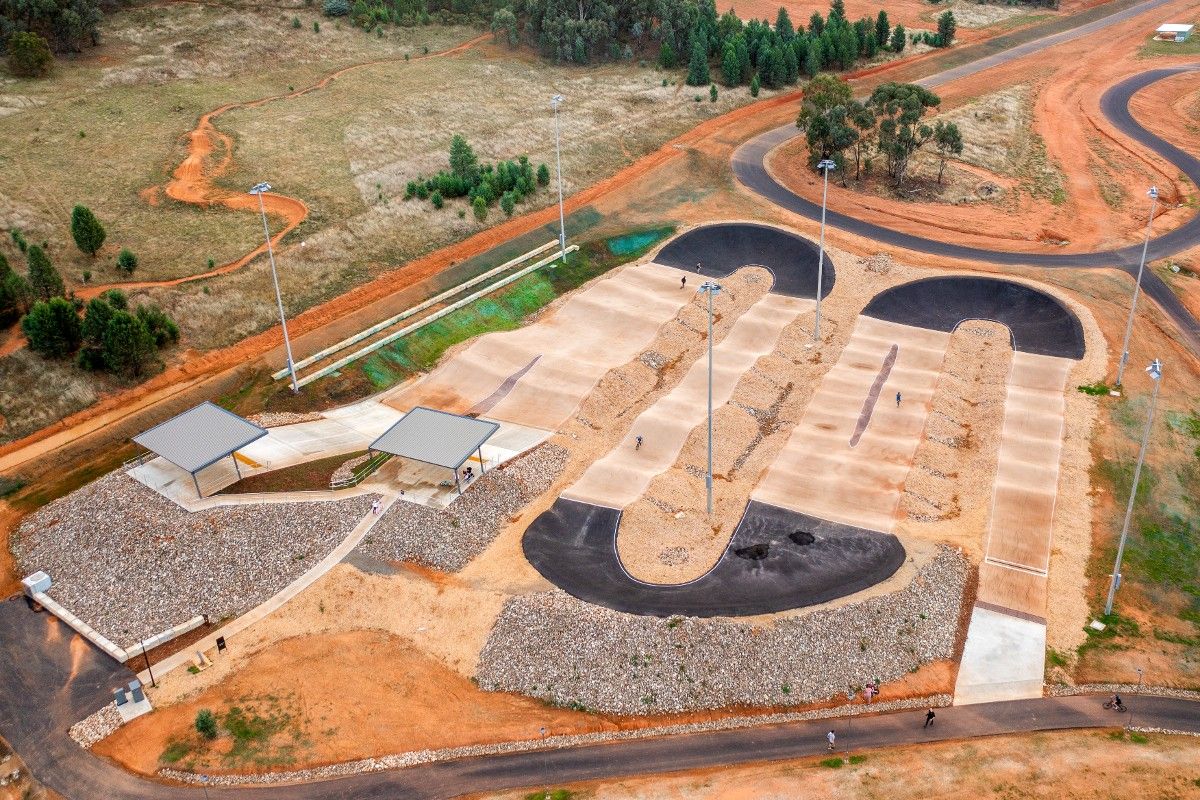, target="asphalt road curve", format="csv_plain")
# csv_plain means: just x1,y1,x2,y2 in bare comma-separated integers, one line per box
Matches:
862,275,1086,359
732,66,1200,351
653,221,835,298
521,498,906,617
